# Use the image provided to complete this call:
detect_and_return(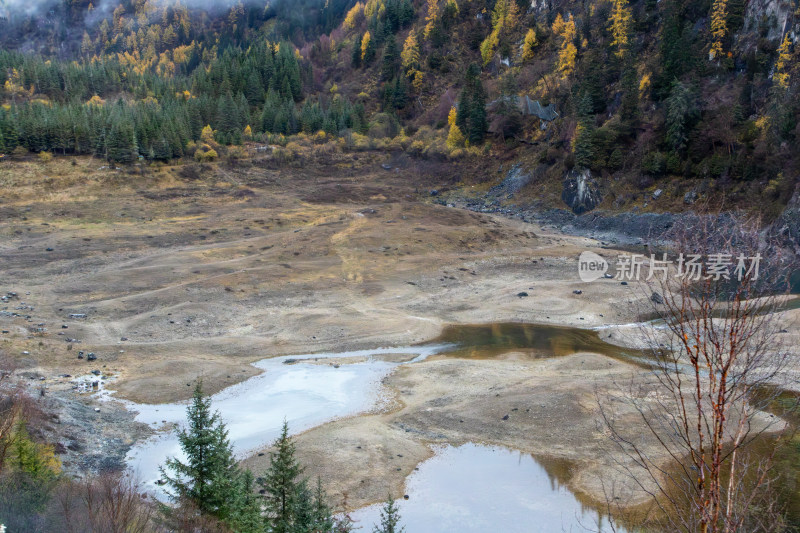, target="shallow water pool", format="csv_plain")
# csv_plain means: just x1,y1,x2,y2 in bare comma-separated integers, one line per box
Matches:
348,443,621,533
